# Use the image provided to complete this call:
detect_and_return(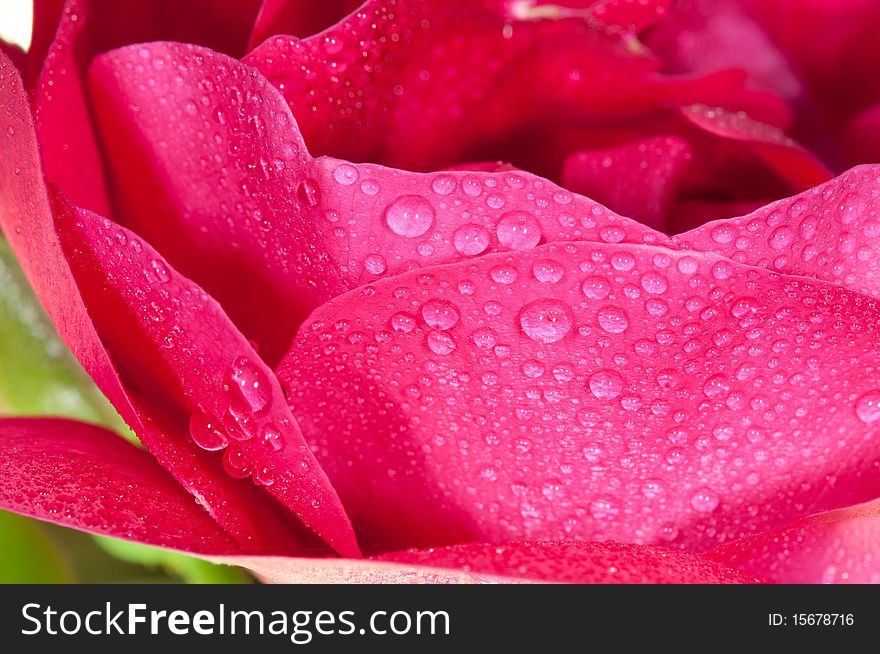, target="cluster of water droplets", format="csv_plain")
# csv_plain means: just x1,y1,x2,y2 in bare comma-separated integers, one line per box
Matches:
283,233,880,549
